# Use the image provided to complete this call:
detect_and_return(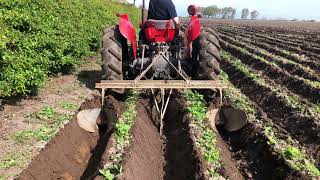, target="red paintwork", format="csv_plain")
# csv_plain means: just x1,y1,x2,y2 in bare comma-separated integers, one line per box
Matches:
193,5,198,14
118,14,137,59
144,21,176,43
186,15,201,57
